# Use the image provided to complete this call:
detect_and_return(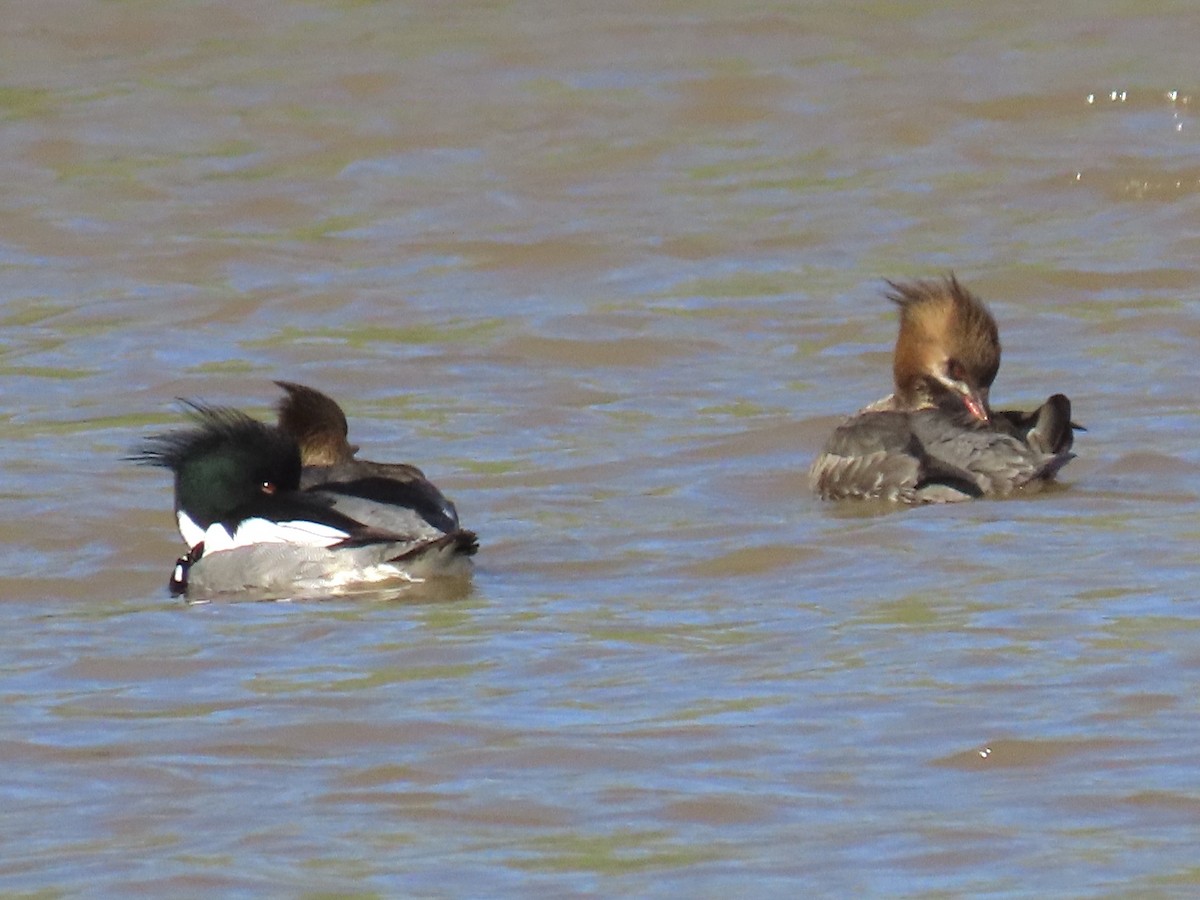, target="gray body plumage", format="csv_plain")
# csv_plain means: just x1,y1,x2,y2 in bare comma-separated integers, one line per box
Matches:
181,473,477,599
300,460,461,536
184,532,475,600
810,395,1075,504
